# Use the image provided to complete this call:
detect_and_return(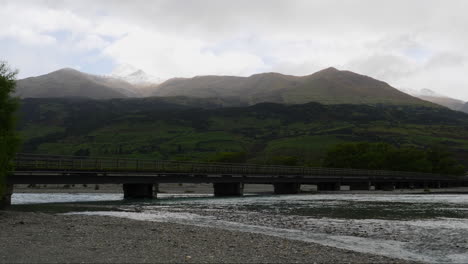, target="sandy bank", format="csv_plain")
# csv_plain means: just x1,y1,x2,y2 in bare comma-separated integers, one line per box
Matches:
0,211,417,263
